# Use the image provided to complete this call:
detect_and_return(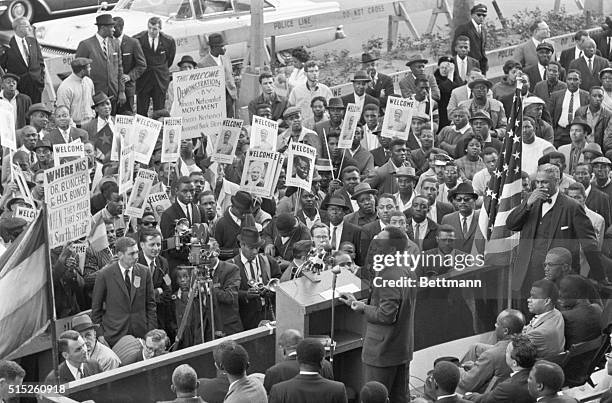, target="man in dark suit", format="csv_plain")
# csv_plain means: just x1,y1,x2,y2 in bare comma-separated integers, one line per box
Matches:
465,335,537,403
362,52,394,108
558,275,602,349
453,35,480,85
0,17,44,103
264,329,334,394
506,163,605,299
560,30,589,70
0,72,30,129
367,138,410,194
269,338,347,403
134,17,176,116
547,70,590,147
417,176,455,224
441,183,481,253
113,16,146,115
44,330,102,384
198,340,235,403
527,360,579,403
573,162,612,228
523,42,557,92
325,196,366,265
91,237,157,347
340,226,416,403
595,18,612,62
45,105,89,145
75,14,126,114
341,70,379,124
568,37,611,91
262,213,311,271
406,195,439,251
452,4,488,74
533,61,568,106
426,361,471,402
231,226,281,330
